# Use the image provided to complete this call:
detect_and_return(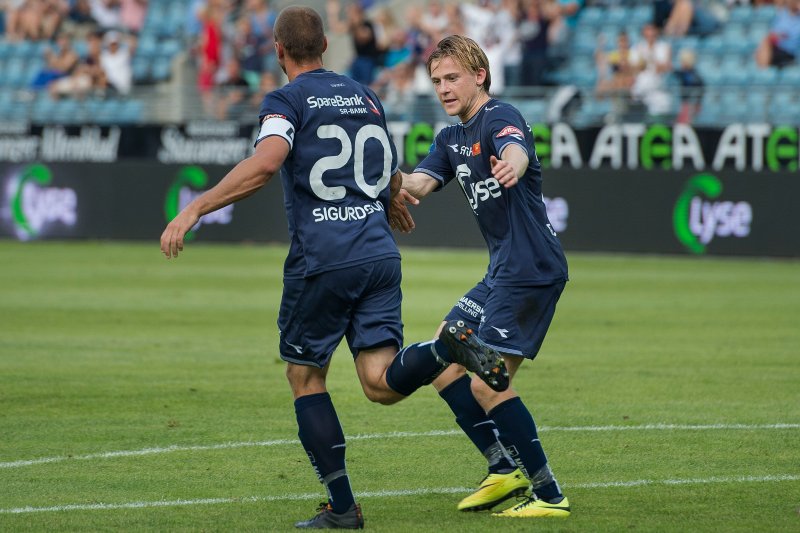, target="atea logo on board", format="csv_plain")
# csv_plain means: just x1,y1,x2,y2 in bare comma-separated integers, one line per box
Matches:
673,174,752,254
6,163,77,240
163,166,233,240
